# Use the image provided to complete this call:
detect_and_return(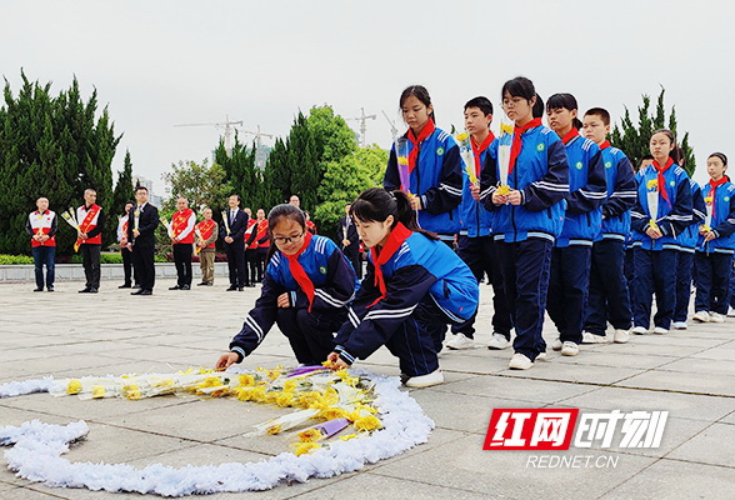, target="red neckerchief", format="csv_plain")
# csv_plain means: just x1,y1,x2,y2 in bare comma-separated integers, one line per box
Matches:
654,157,674,205
509,118,542,175
471,132,496,178
560,128,579,145
284,231,315,312
407,119,436,173
599,140,611,150
708,176,728,220
366,222,413,309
